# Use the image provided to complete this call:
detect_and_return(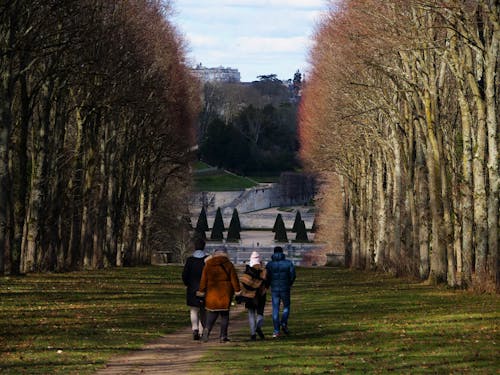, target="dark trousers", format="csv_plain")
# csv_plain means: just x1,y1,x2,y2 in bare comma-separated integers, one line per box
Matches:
204,310,230,339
